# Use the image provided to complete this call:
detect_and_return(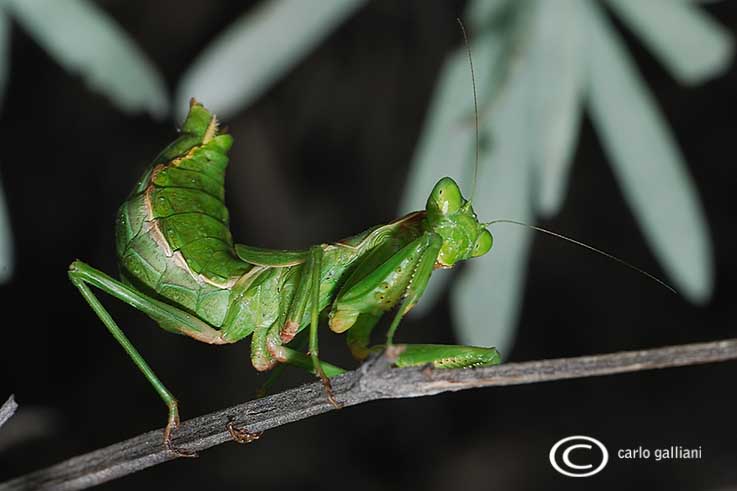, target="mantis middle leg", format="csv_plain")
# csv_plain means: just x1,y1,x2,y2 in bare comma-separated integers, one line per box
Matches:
257,246,342,406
